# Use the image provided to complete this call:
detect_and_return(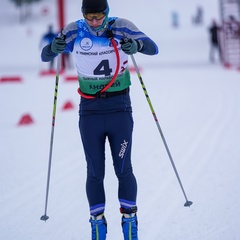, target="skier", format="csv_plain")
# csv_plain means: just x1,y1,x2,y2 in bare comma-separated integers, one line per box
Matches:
40,25,57,70
192,6,203,25
209,19,222,63
41,0,158,239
